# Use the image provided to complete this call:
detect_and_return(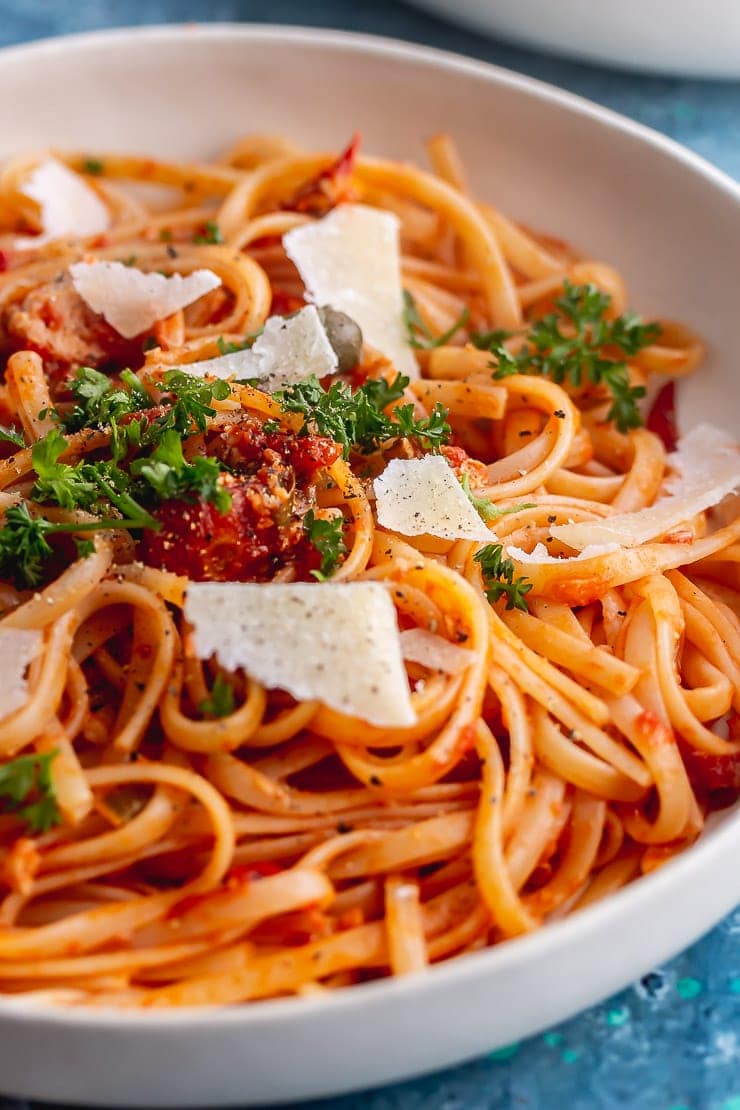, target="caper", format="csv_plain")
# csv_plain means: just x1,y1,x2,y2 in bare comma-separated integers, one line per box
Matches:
317,305,363,373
